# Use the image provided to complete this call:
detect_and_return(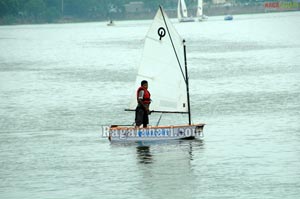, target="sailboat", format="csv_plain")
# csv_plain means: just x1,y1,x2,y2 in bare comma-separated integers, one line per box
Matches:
224,3,233,21
108,6,205,142
178,0,195,22
107,19,115,26
196,0,208,21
